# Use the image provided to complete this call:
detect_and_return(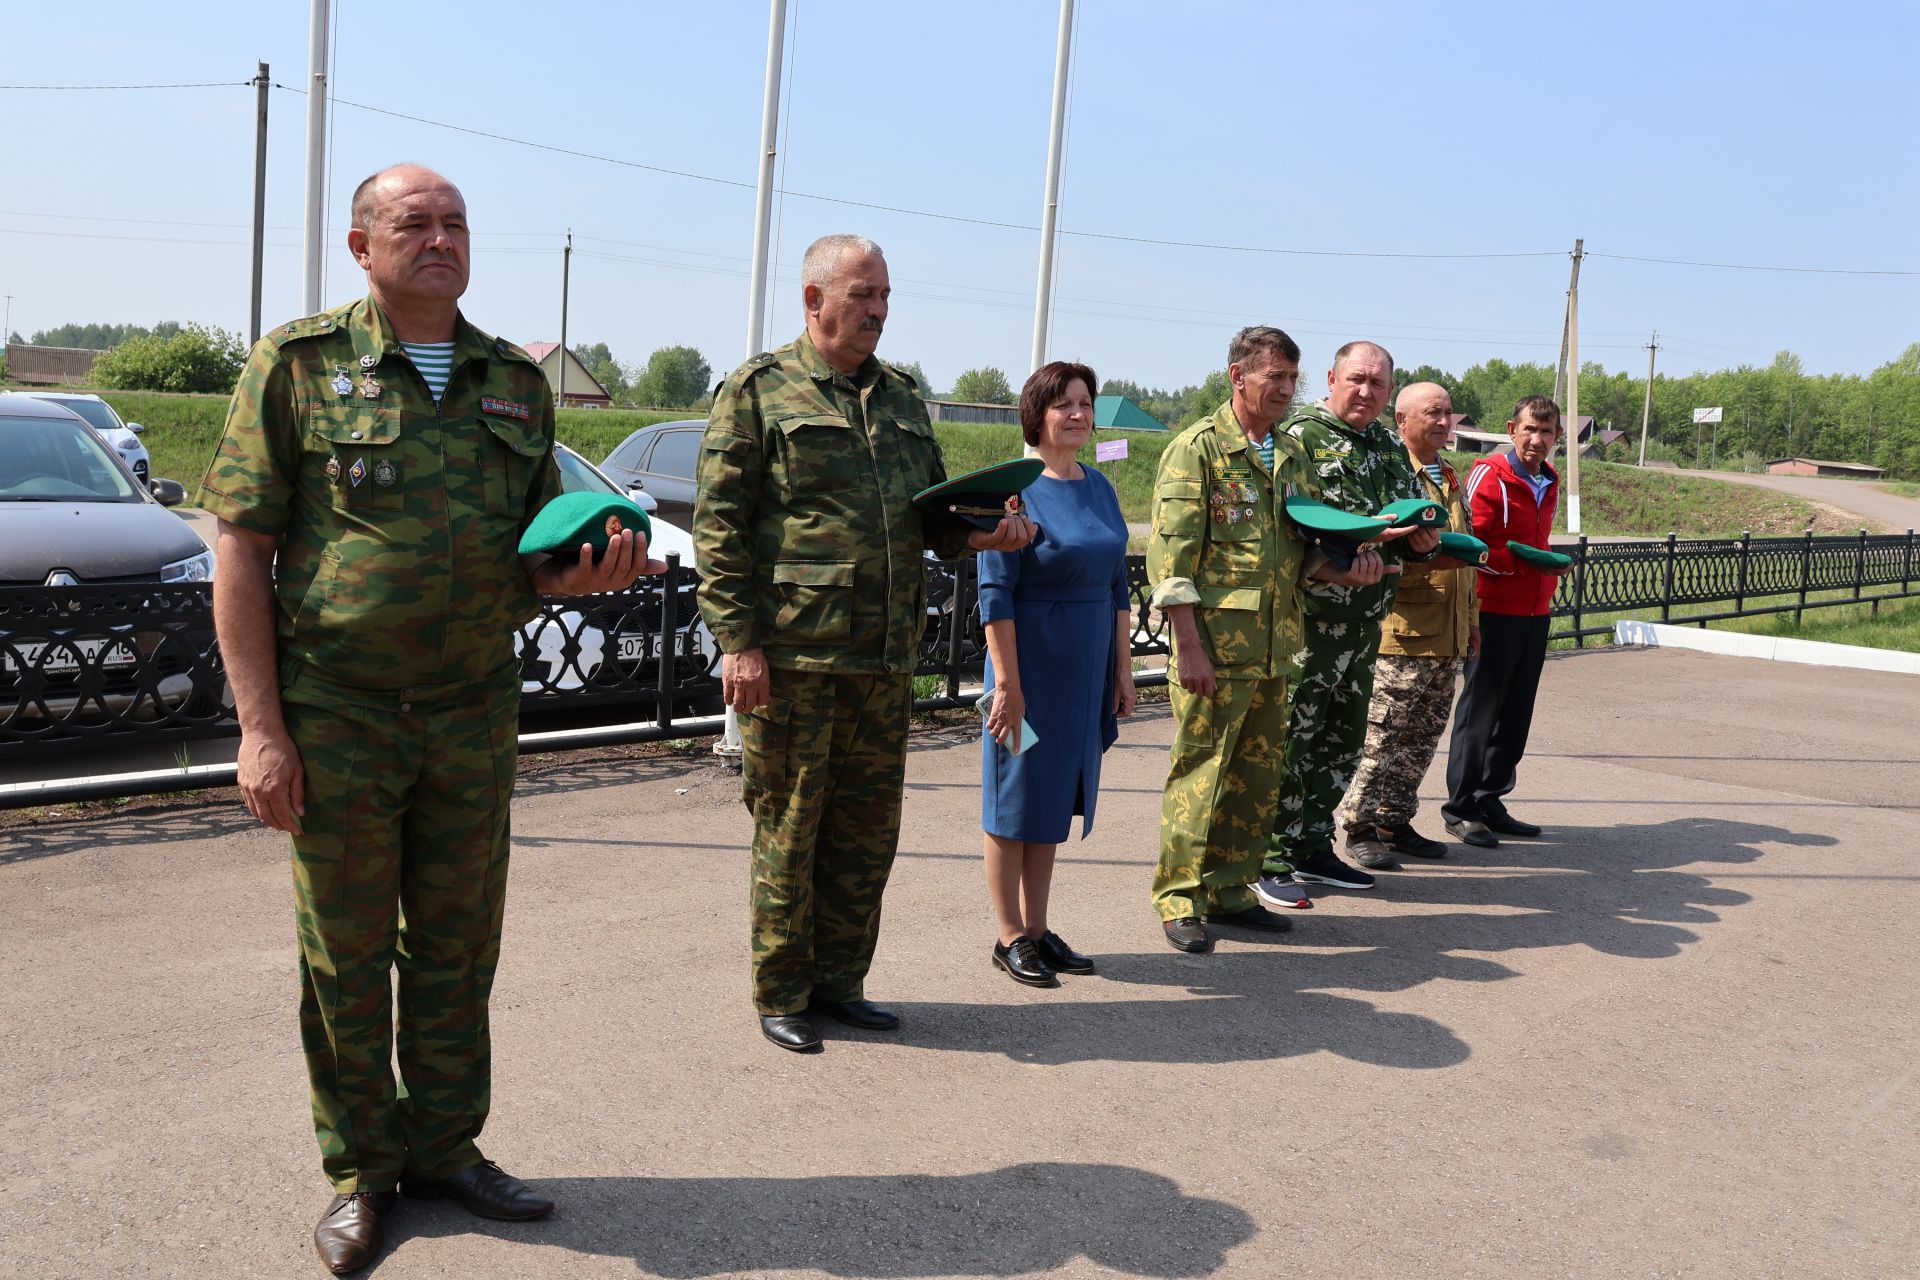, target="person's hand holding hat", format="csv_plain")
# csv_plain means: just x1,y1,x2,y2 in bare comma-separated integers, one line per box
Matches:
521,492,668,594
914,460,1043,552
